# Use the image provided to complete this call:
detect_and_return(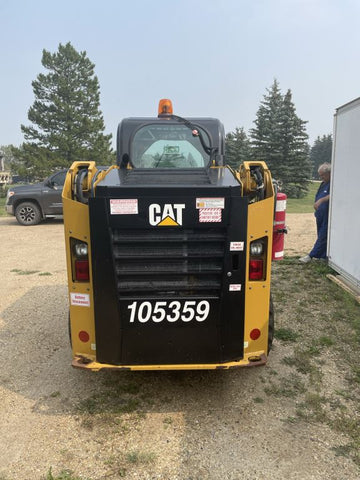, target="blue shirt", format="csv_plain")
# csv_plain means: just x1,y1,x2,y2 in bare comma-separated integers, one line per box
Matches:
315,181,330,219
